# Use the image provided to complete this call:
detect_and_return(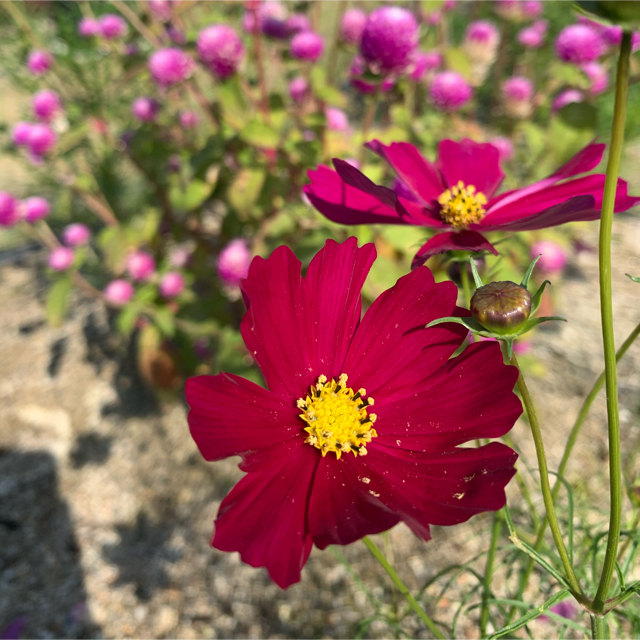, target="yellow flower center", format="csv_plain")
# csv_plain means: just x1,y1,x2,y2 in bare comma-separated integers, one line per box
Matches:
297,373,377,459
438,181,487,230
